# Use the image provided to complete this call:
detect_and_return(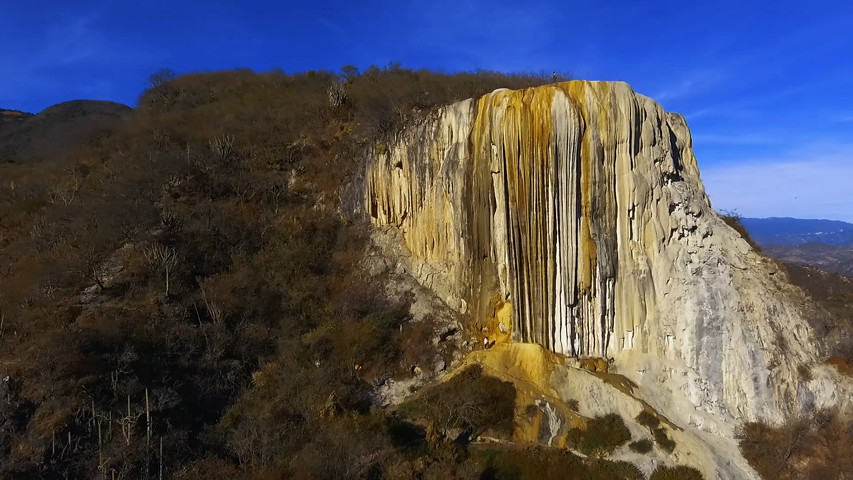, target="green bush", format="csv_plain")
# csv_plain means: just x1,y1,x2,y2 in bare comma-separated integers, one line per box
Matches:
629,439,653,454
650,465,704,480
